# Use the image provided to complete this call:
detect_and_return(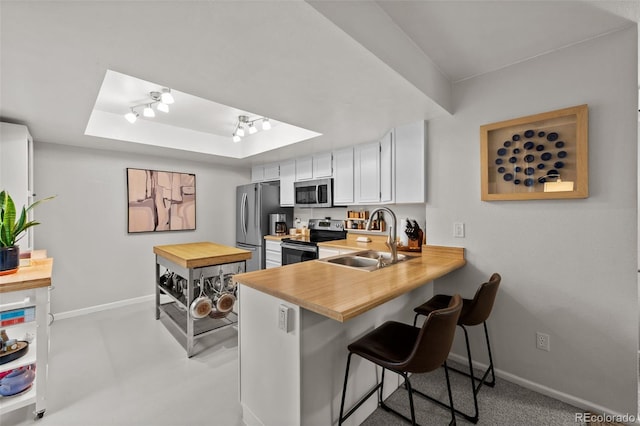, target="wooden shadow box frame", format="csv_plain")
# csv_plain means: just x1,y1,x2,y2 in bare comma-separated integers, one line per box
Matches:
480,104,588,201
